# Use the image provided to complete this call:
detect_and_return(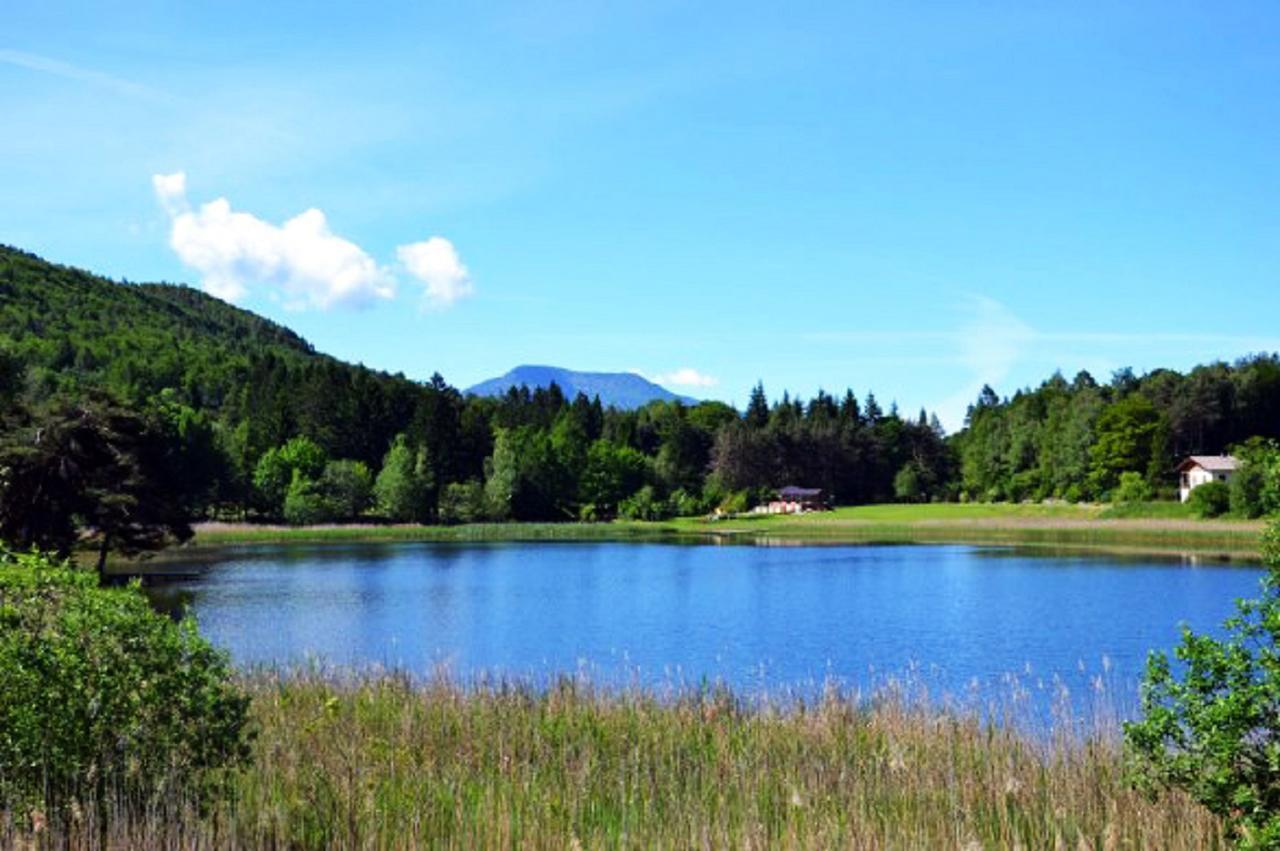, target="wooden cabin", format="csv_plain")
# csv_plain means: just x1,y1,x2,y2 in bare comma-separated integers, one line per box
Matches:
762,486,828,514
